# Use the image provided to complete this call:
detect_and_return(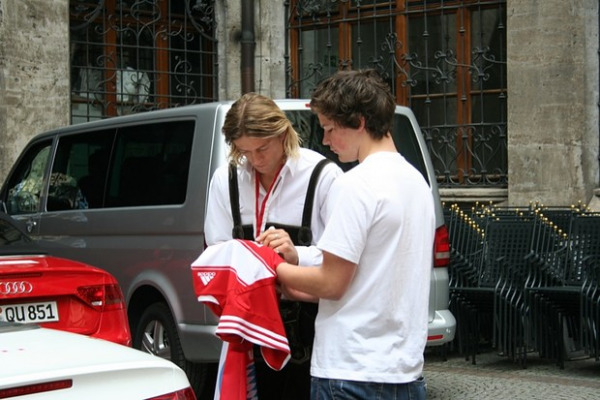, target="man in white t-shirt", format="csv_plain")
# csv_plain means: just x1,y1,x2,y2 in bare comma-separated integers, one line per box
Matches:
276,69,435,400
